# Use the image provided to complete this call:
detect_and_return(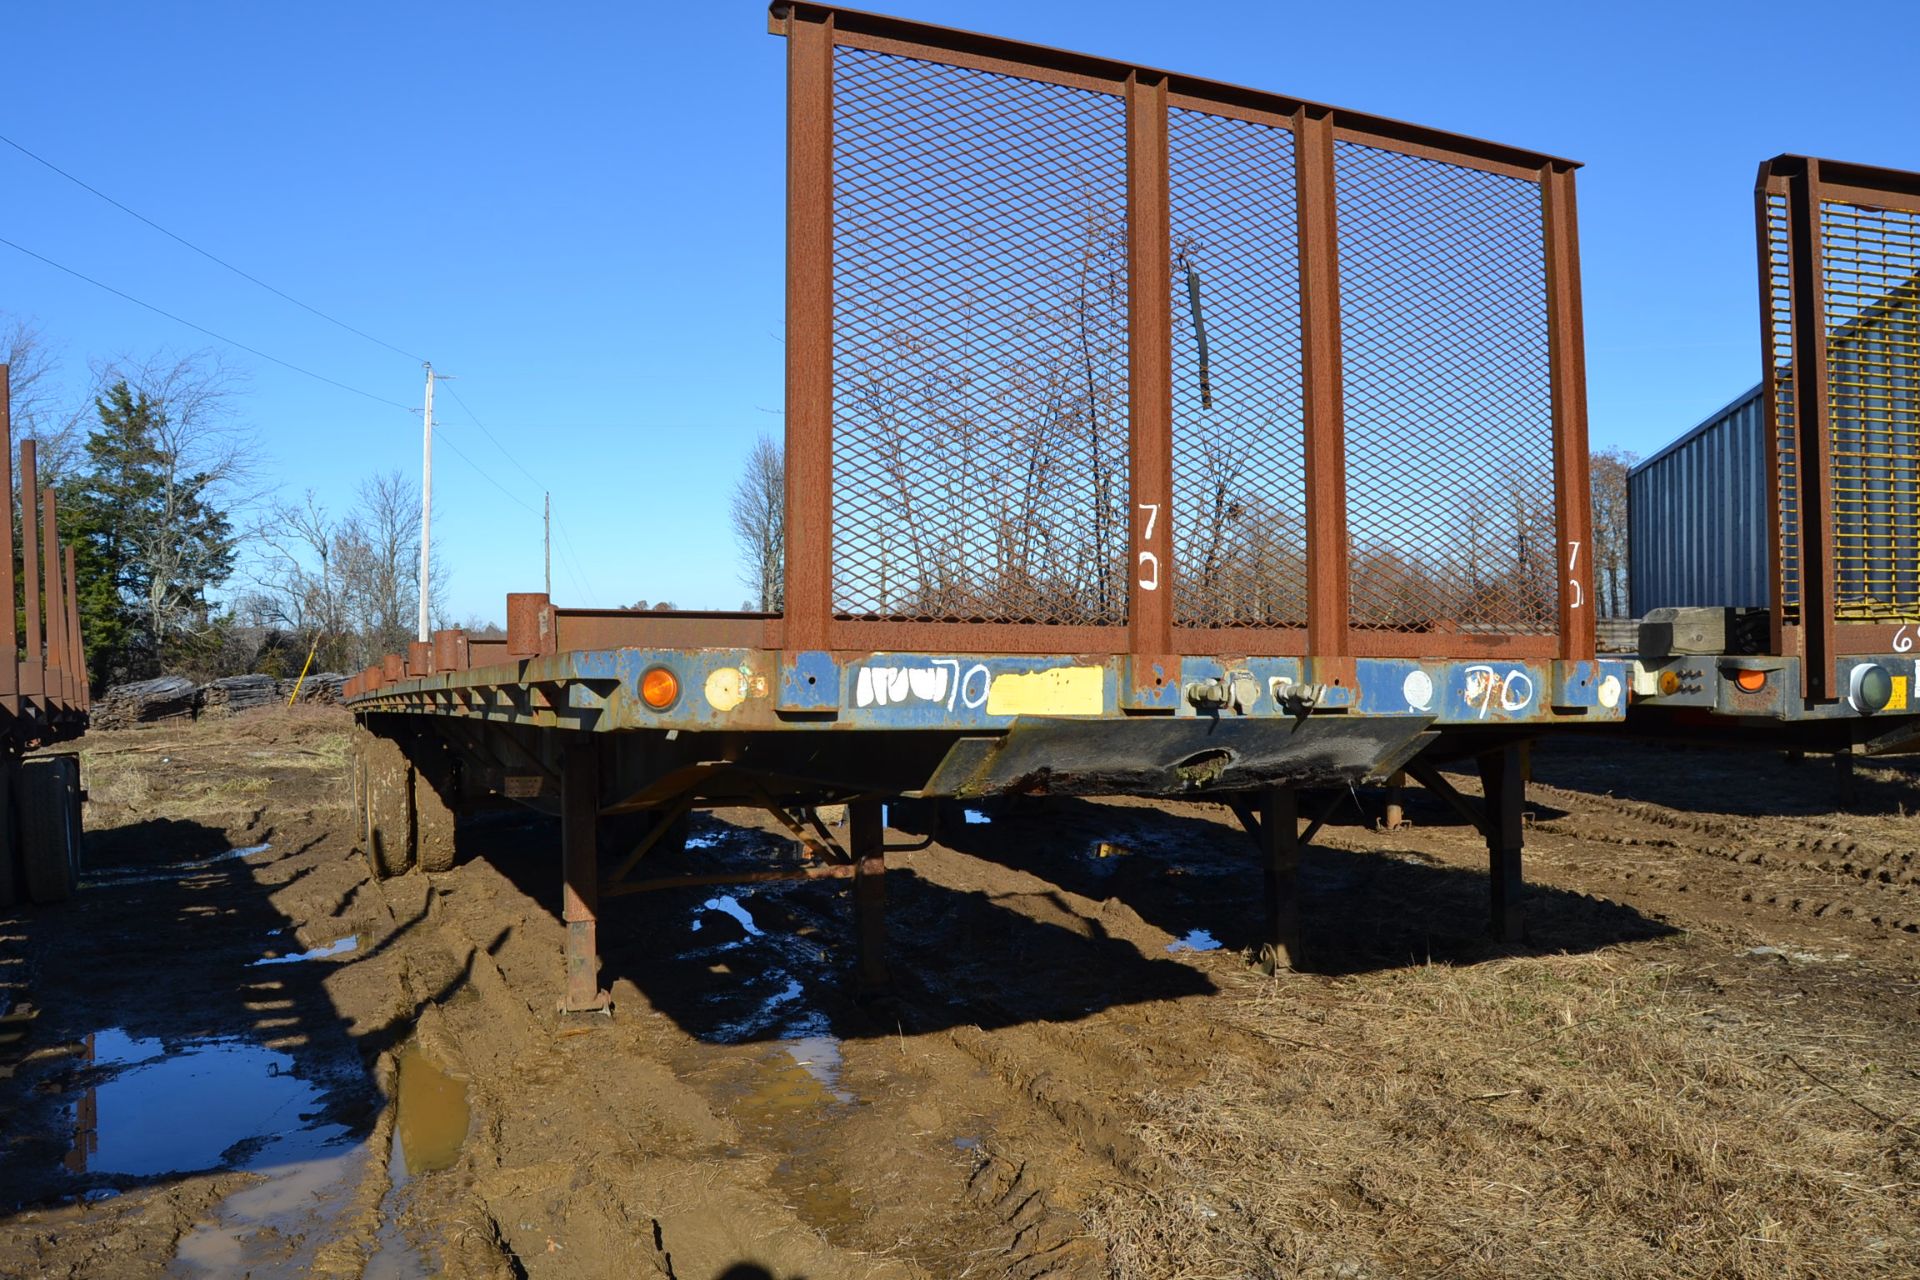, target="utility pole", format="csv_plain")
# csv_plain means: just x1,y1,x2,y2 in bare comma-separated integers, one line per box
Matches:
418,362,434,643
544,491,552,596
